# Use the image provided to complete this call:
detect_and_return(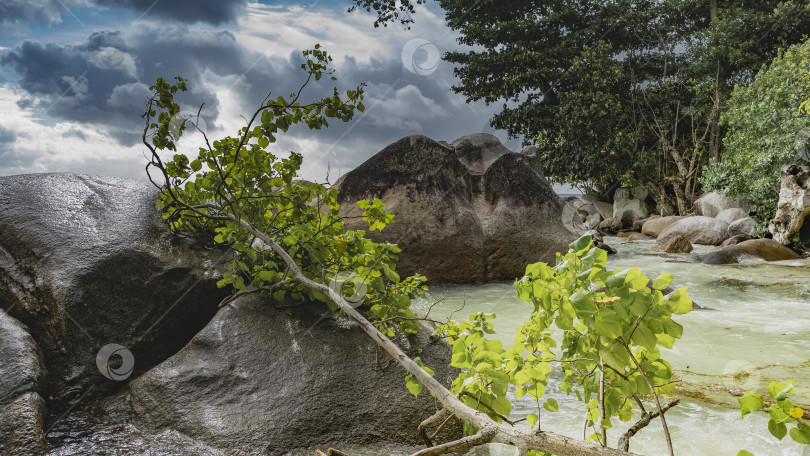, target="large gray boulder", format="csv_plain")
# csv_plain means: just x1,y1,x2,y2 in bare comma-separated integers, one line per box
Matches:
716,208,749,225
612,186,650,223
0,173,229,411
657,216,730,246
593,201,614,220
701,239,801,265
641,216,686,238
0,309,48,456
99,294,461,454
335,135,576,283
652,234,693,254
695,191,745,218
728,217,758,238
452,133,512,174
769,163,810,253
